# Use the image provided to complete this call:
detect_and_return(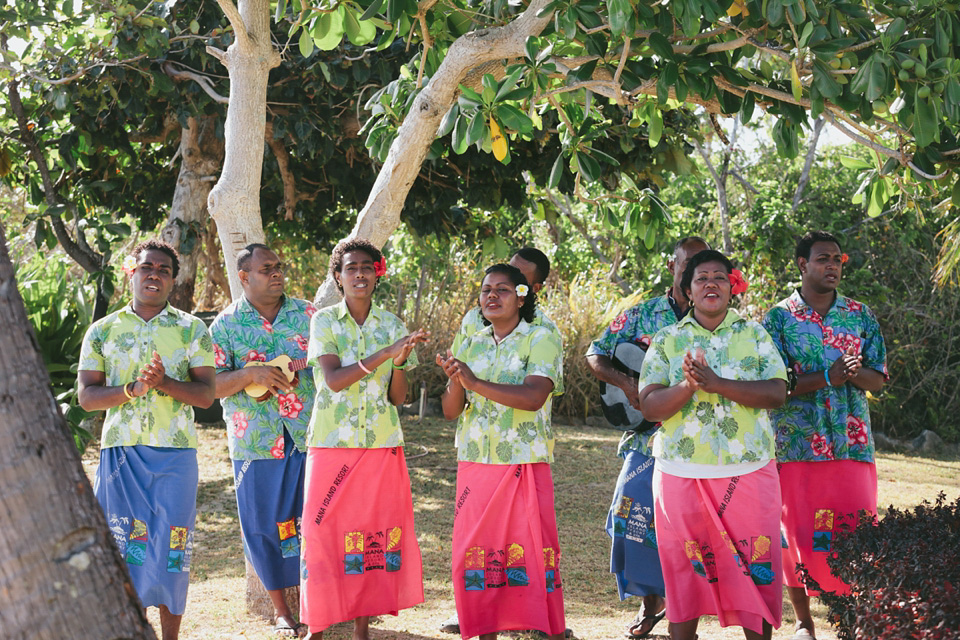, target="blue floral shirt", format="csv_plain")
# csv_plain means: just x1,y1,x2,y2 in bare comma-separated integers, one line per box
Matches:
763,290,888,463
210,295,316,460
586,294,682,457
